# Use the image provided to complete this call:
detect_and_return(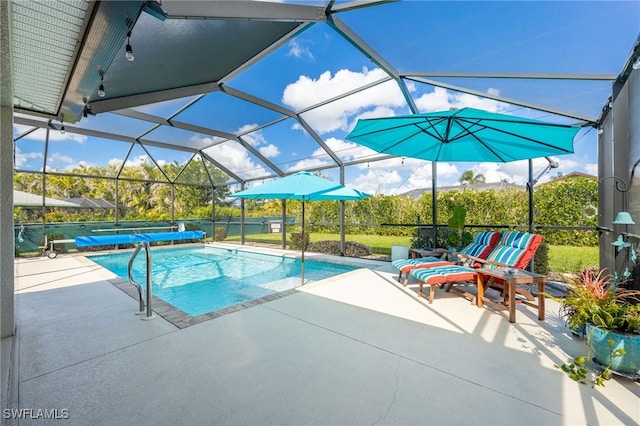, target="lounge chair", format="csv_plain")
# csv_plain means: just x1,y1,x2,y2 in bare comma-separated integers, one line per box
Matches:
392,231,501,286
410,231,543,304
